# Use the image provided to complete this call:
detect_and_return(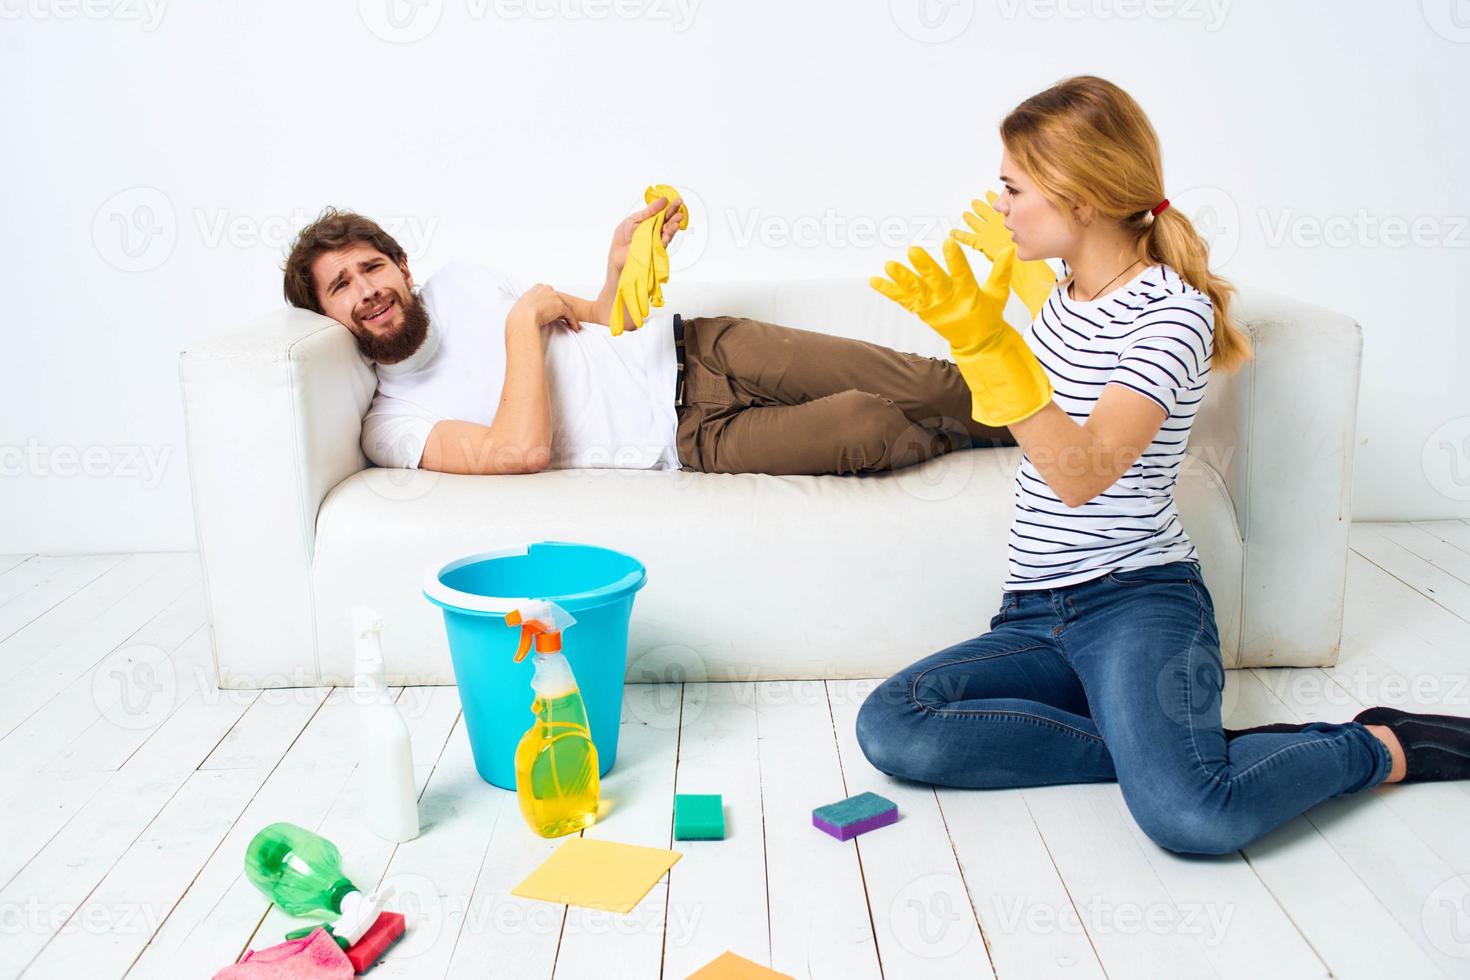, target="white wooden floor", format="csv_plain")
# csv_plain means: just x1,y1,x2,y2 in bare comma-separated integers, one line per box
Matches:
3,522,1470,979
